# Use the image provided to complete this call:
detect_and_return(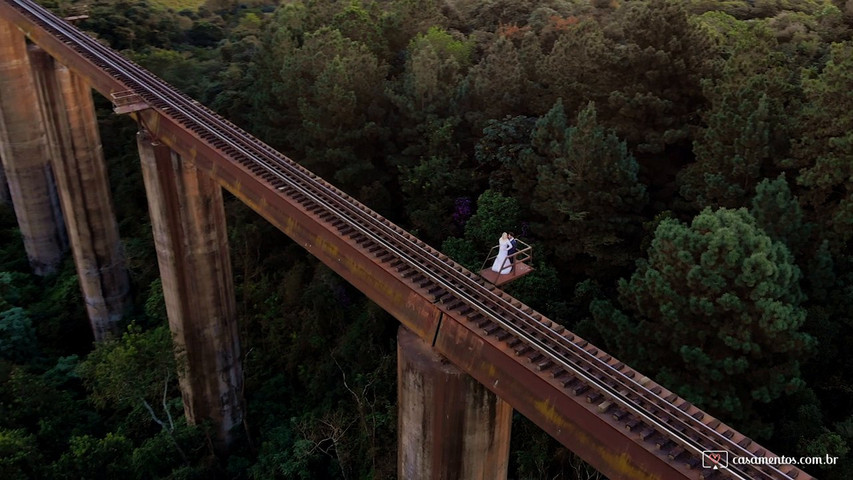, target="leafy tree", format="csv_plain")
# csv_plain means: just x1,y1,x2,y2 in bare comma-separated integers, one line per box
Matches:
604,0,716,154
0,360,95,456
386,26,473,168
457,189,522,252
252,24,391,205
394,26,473,116
79,0,184,50
377,0,448,58
51,433,134,480
0,308,37,364
466,36,527,125
750,174,810,255
474,114,537,195
537,18,616,117
456,0,576,30
330,0,387,58
530,100,647,275
592,208,813,427
0,429,42,480
790,42,853,253
78,324,189,462
398,155,474,243
678,19,794,210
